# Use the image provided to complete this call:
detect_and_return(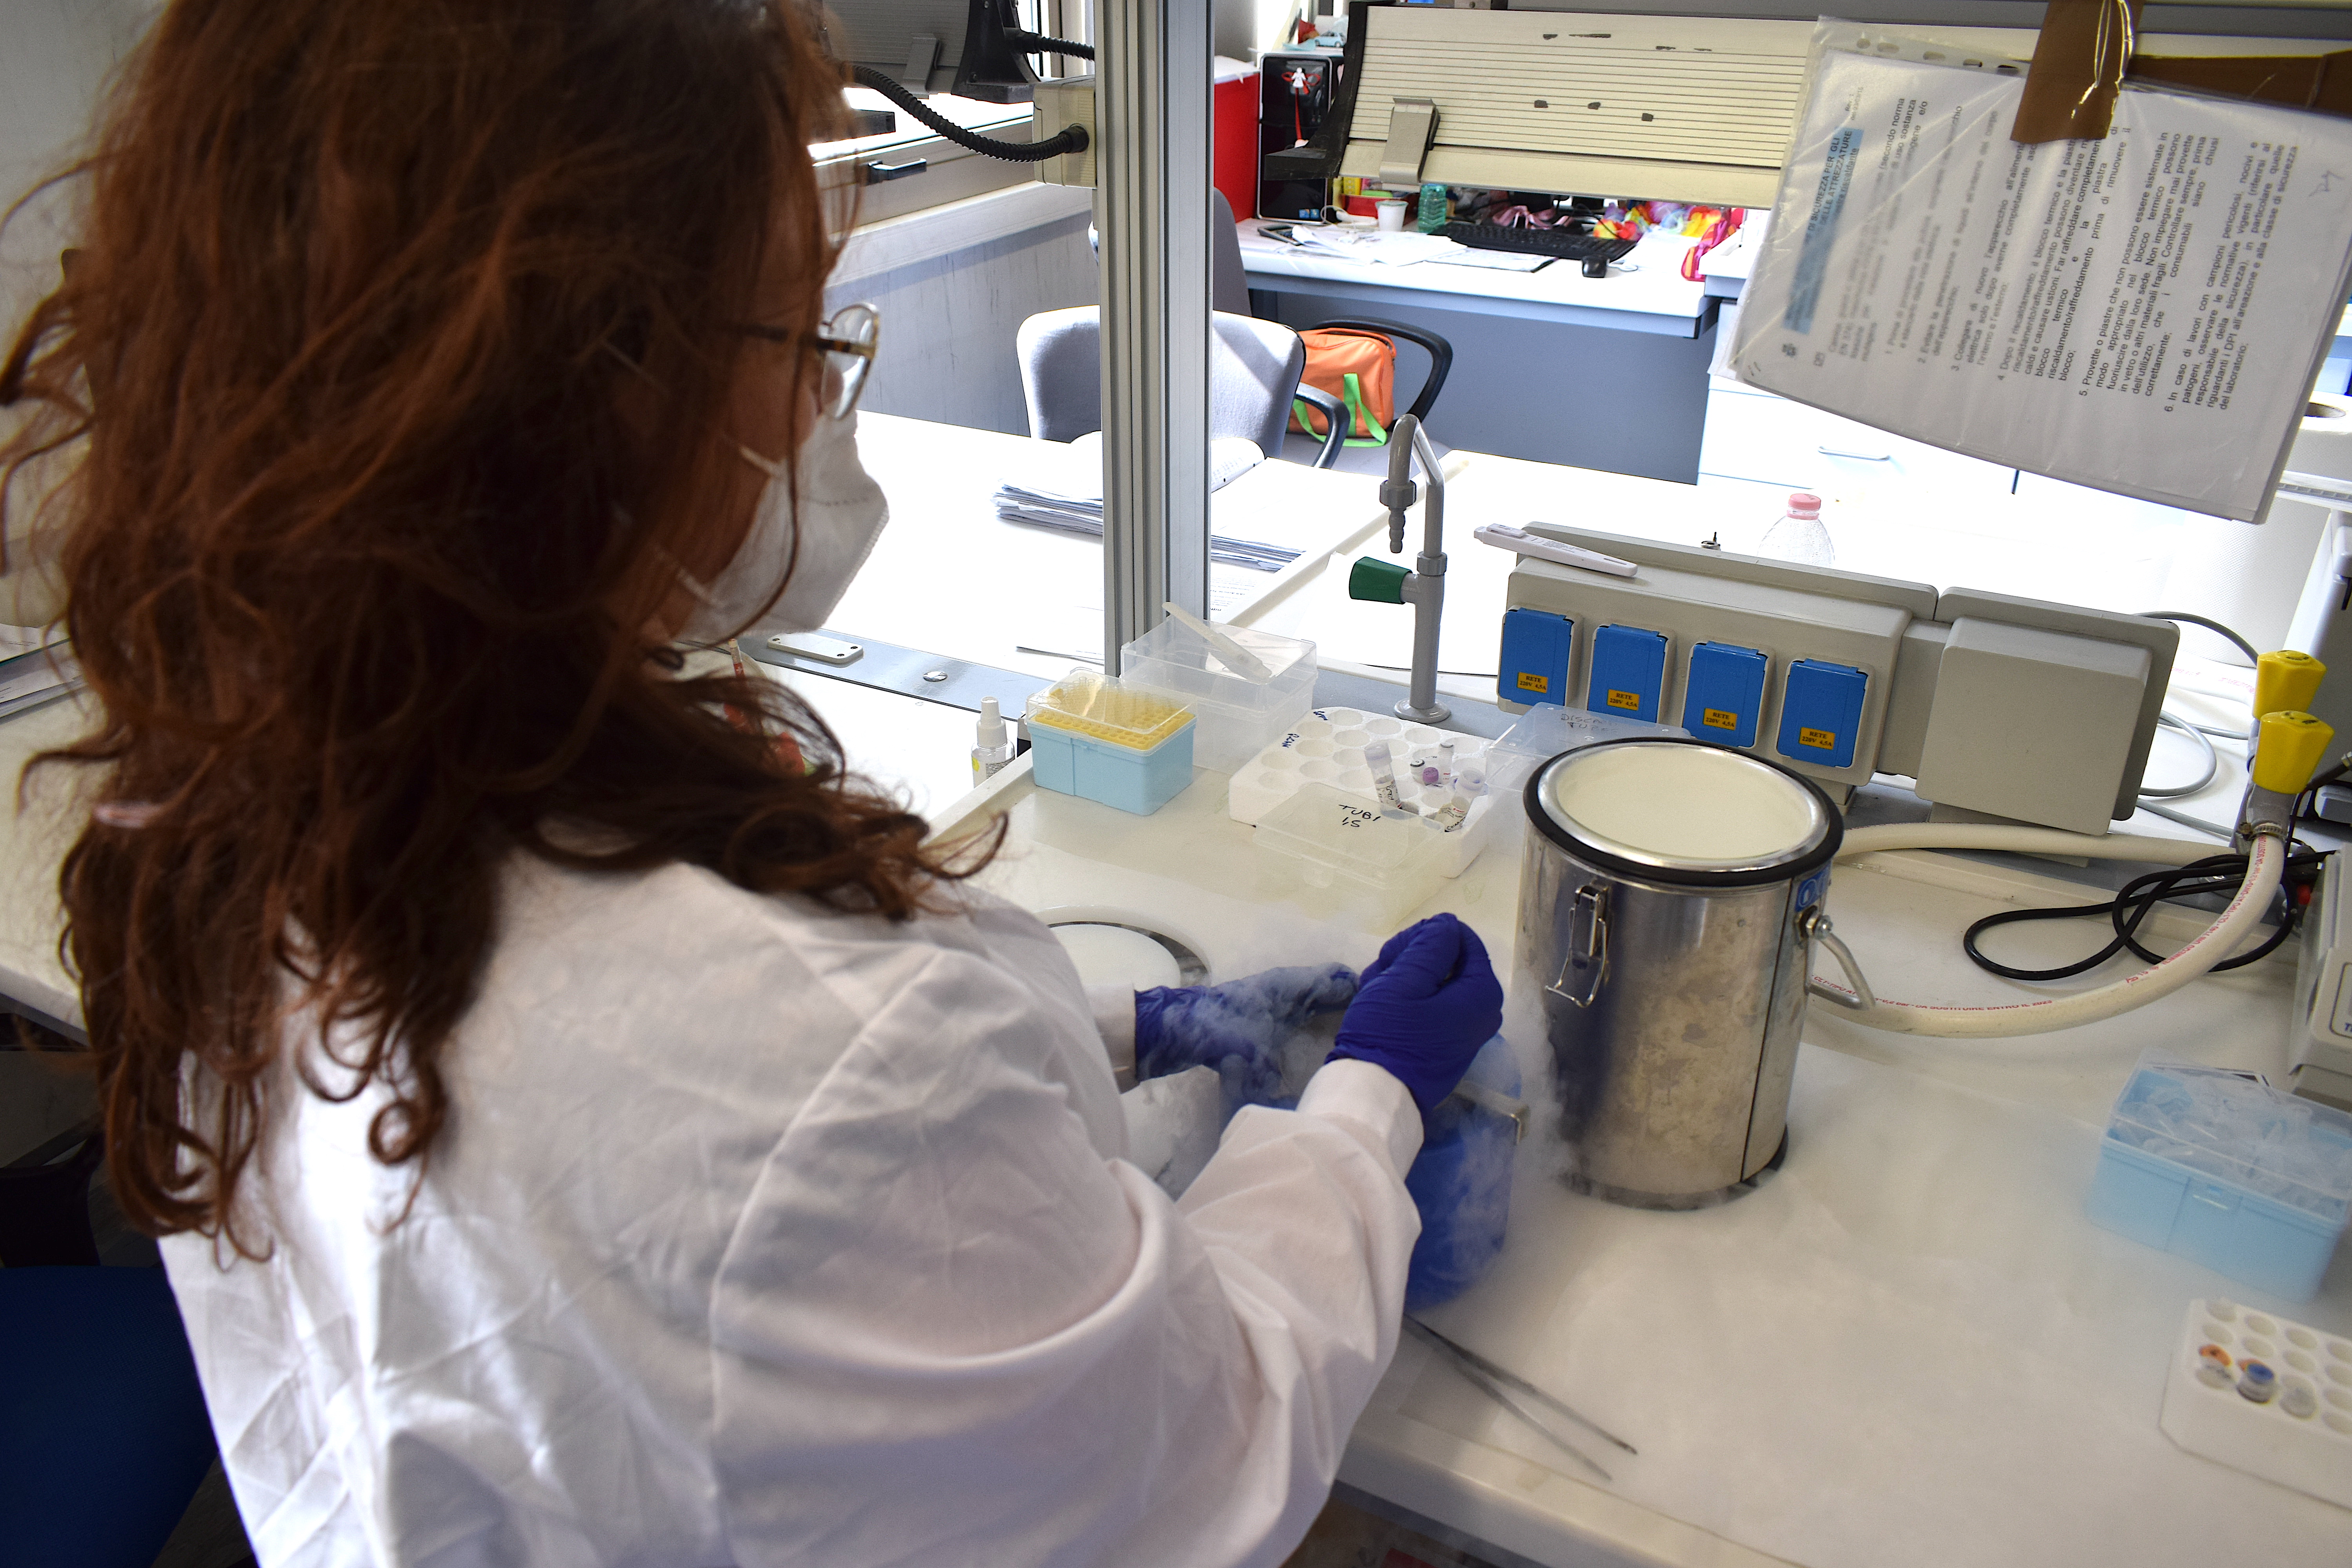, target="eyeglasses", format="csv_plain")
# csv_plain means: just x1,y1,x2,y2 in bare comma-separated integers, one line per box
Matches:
733,302,880,421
